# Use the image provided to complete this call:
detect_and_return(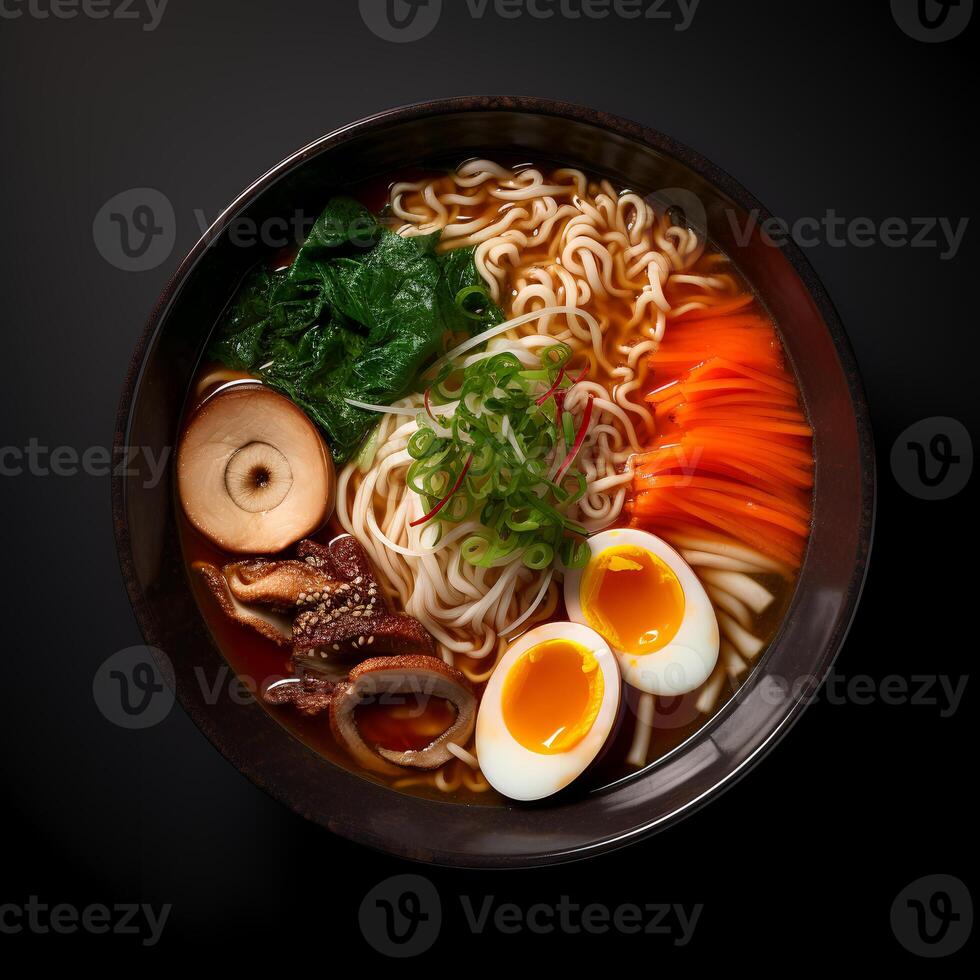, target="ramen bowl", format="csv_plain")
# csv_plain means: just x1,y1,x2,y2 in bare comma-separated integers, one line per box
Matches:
112,96,874,867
